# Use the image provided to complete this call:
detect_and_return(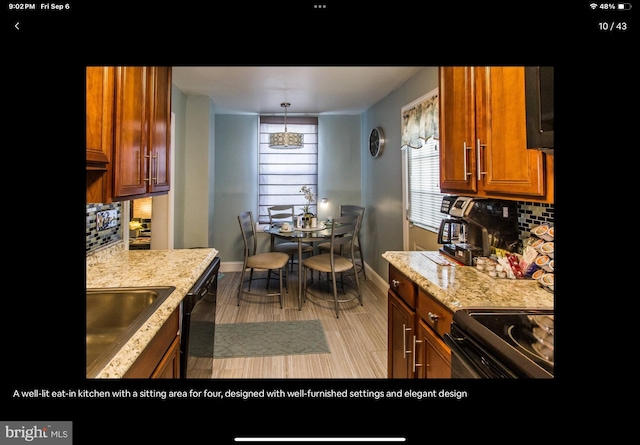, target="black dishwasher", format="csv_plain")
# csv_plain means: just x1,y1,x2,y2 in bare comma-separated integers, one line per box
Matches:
180,256,220,378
